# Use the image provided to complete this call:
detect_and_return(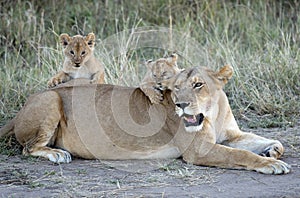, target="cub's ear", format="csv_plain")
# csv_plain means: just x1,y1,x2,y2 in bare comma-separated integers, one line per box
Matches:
166,53,178,66
216,65,233,84
60,33,70,48
85,33,95,48
145,59,153,69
